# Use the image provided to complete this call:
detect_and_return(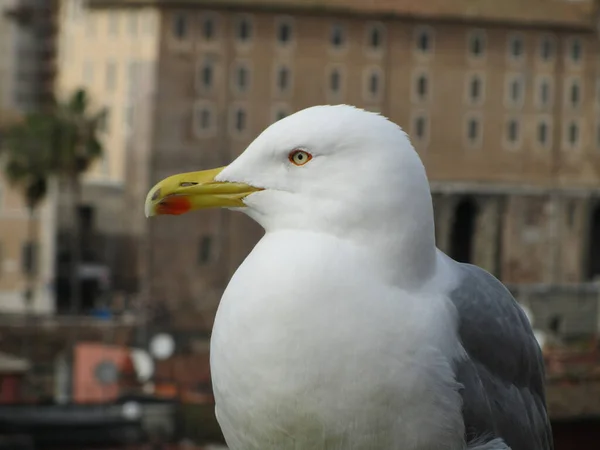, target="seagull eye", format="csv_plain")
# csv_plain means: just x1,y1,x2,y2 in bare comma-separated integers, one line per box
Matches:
289,149,312,166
